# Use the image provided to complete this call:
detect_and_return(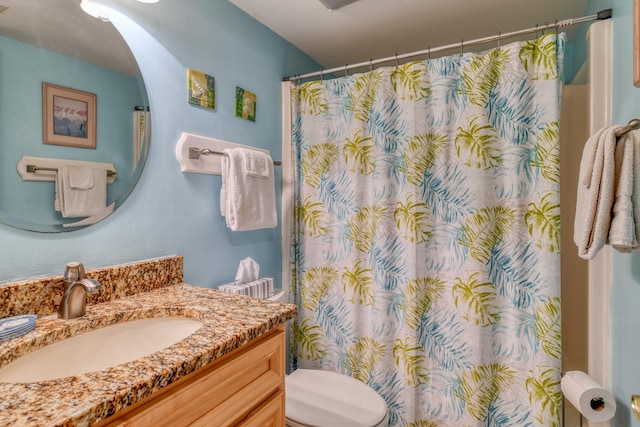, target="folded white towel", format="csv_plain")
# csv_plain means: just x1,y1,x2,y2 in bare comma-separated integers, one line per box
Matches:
67,167,94,190
221,147,277,231
55,167,107,218
608,130,638,252
242,149,271,178
574,125,620,259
